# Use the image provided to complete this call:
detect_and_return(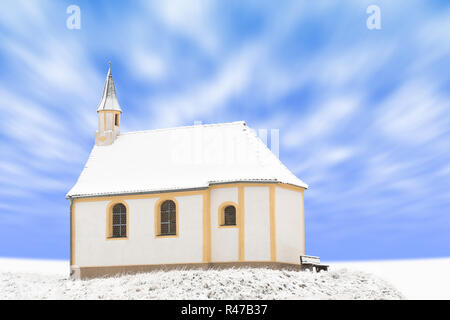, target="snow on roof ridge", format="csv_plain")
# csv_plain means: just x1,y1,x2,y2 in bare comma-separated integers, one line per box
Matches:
120,121,246,136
